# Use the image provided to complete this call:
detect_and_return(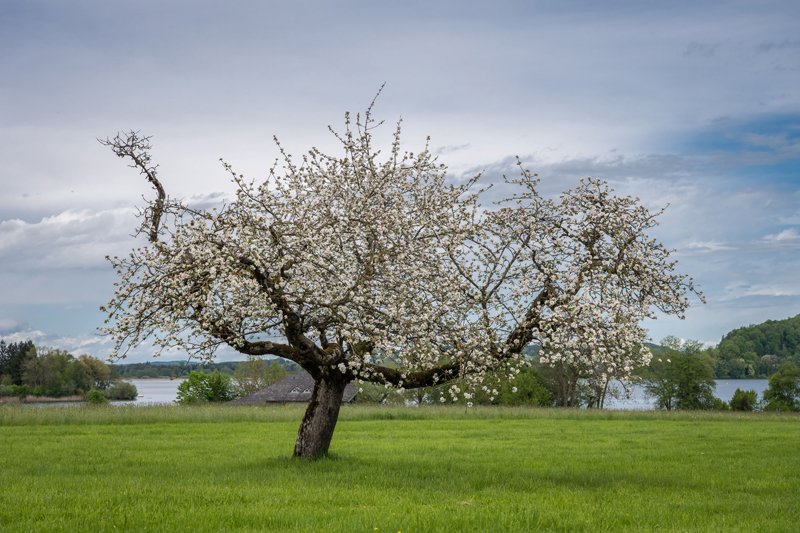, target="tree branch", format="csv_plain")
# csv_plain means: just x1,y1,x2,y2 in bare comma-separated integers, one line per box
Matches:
99,131,166,243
